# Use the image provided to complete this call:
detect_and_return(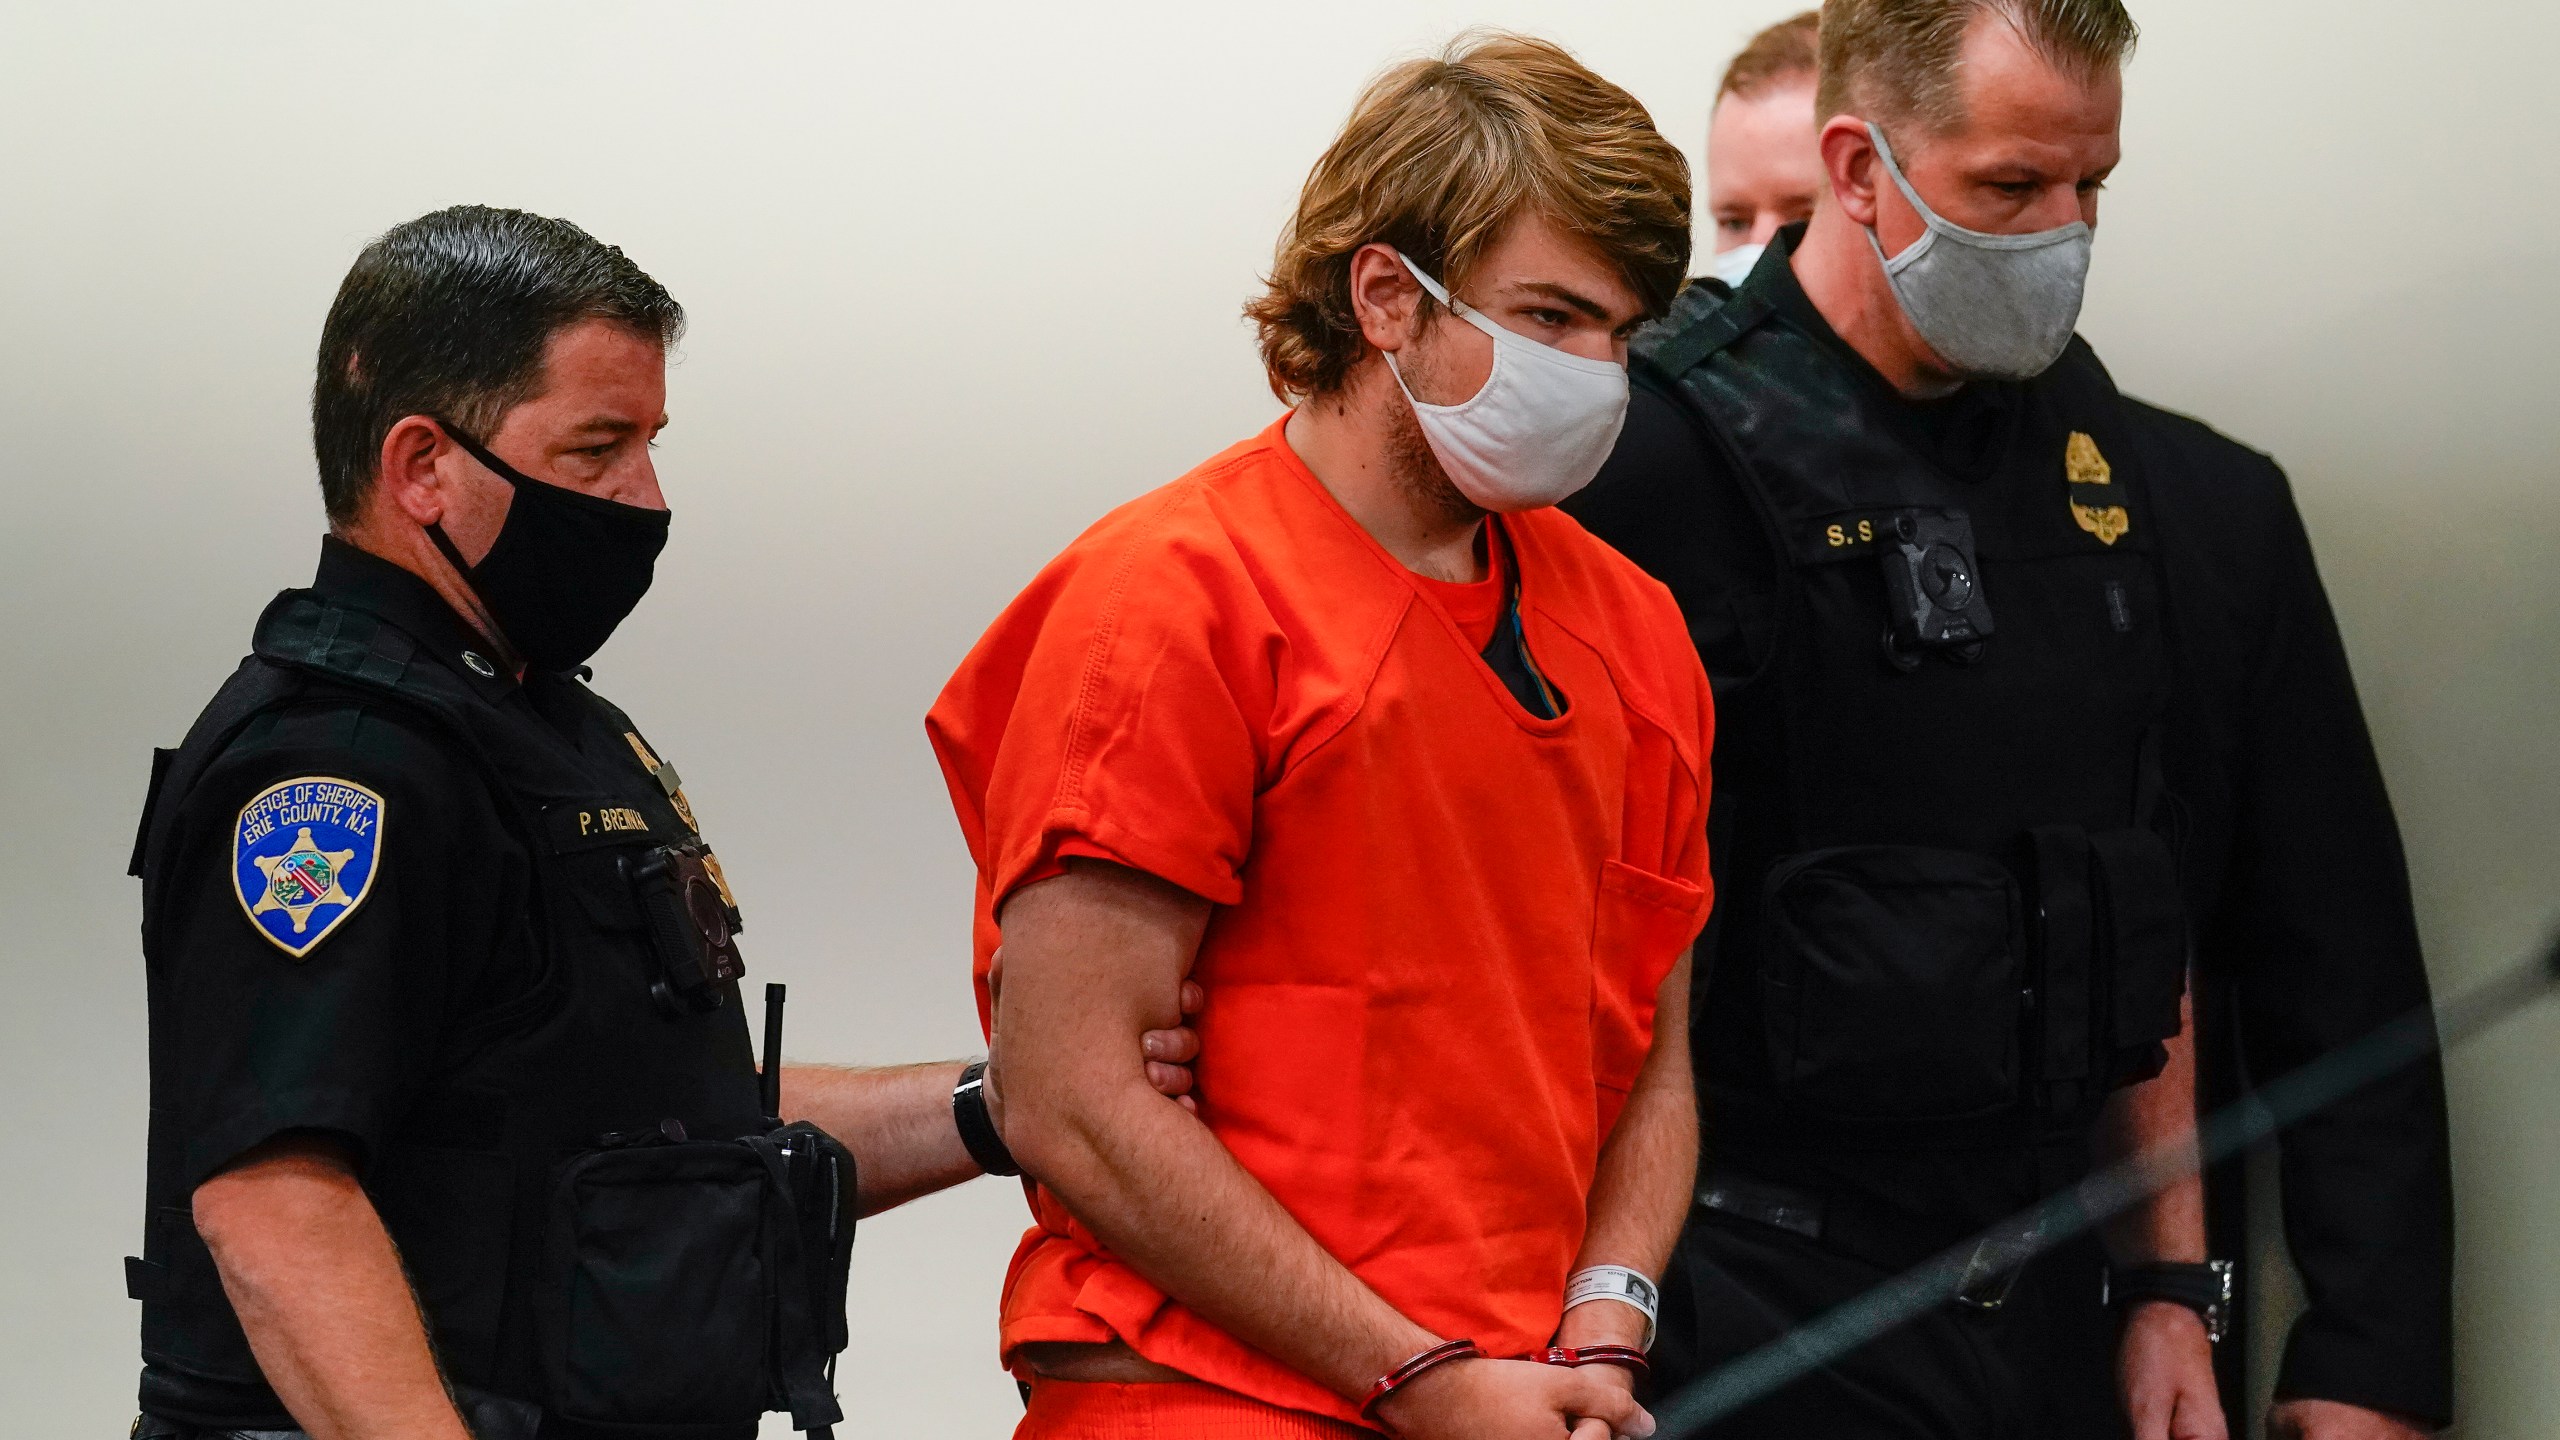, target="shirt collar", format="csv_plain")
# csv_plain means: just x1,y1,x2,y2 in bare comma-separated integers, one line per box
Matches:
311,535,518,694
1750,223,1878,382
1746,222,2017,470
